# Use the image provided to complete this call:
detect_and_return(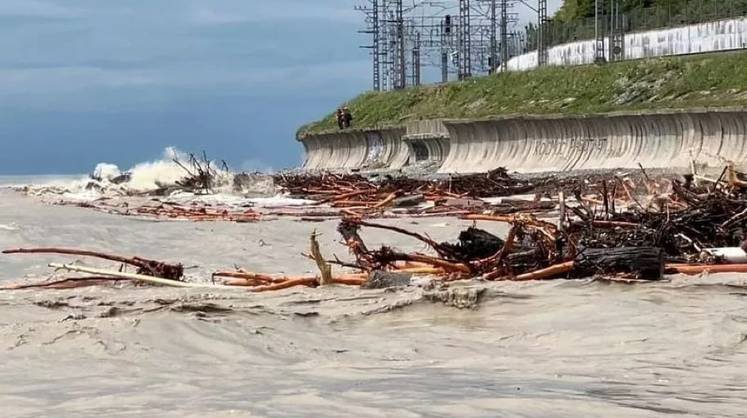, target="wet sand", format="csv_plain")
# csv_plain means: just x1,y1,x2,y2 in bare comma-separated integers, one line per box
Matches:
2,189,747,417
